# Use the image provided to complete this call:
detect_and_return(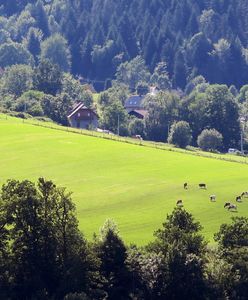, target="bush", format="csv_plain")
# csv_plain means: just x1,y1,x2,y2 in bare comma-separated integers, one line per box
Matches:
168,121,192,148
197,129,223,152
34,116,53,122
128,118,145,137
7,111,32,119
27,103,44,116
136,82,149,96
